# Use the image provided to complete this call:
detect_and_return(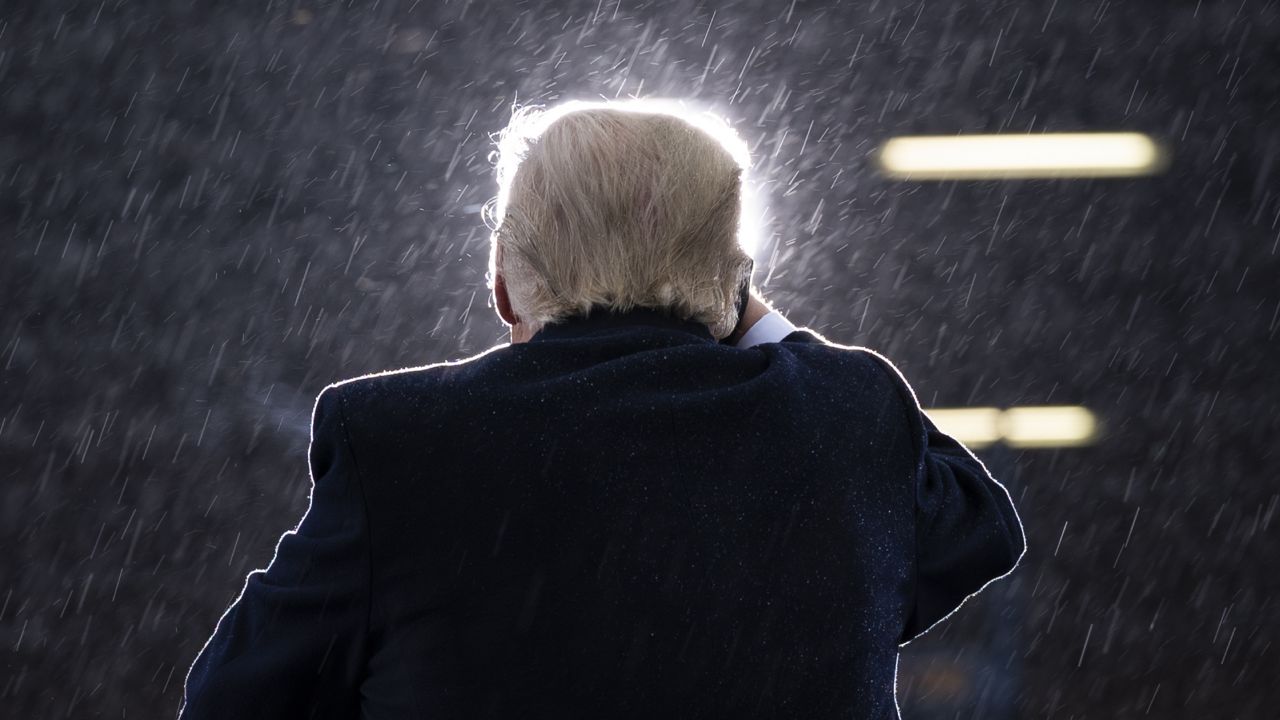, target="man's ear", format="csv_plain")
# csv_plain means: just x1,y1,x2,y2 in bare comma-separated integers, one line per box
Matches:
494,272,519,327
